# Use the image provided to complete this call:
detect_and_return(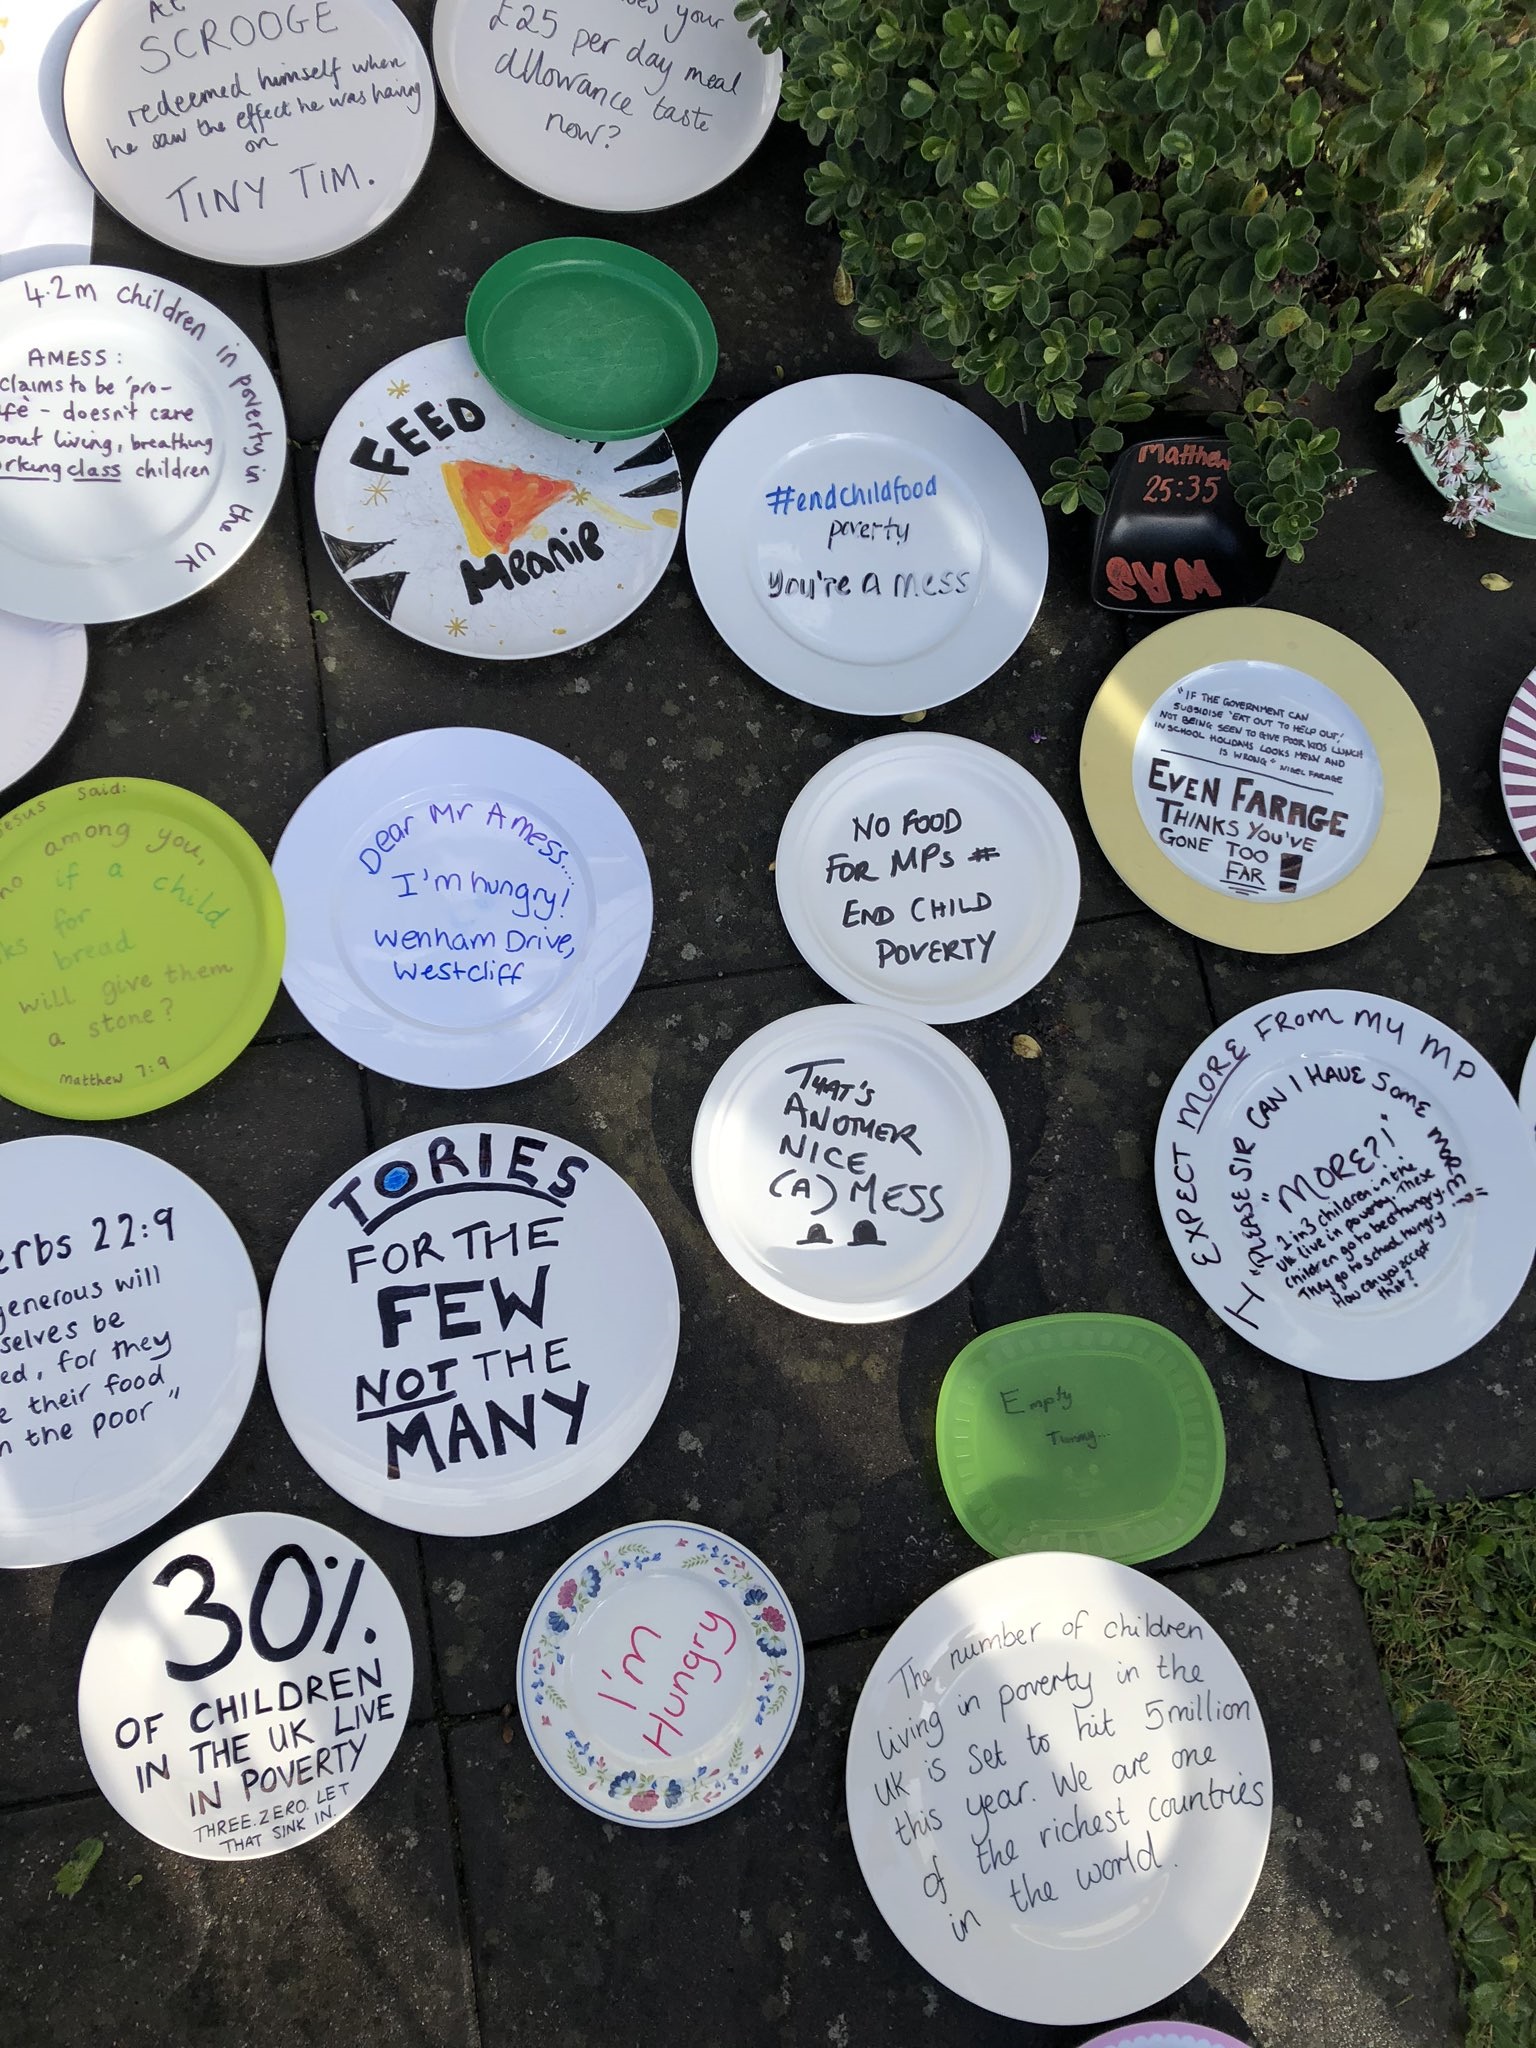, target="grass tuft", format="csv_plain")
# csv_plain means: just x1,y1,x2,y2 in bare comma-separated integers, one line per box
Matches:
1345,1486,1536,2048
